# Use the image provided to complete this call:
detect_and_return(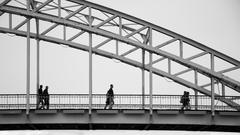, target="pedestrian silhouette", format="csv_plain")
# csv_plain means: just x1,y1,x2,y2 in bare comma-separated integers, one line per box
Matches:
43,86,49,109
104,84,114,109
180,91,190,110
37,85,44,109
